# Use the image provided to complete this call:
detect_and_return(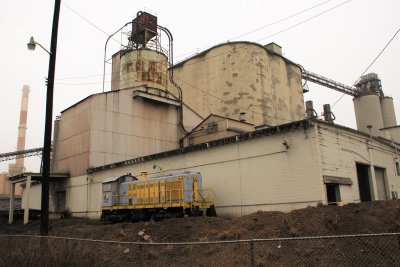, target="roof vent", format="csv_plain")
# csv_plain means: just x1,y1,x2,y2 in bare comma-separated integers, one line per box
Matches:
265,42,282,55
